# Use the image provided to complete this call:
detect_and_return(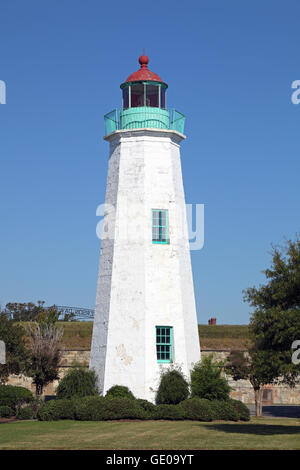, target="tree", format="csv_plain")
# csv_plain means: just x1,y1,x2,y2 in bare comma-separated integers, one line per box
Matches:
26,311,63,397
226,349,281,417
4,301,72,322
242,236,300,414
0,313,28,383
5,301,46,322
190,355,231,401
